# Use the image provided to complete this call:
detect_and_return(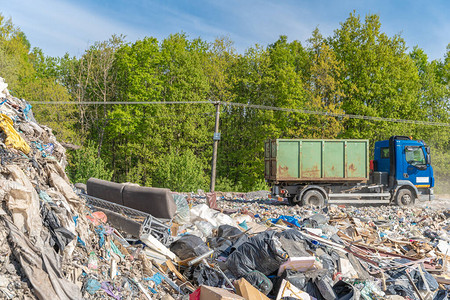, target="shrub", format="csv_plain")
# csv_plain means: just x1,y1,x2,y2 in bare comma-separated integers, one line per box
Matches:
67,141,113,184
